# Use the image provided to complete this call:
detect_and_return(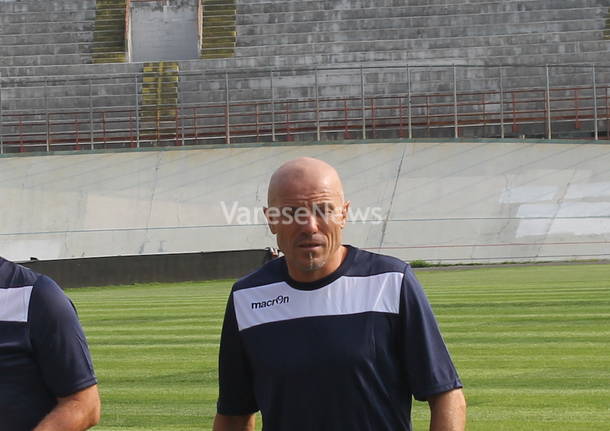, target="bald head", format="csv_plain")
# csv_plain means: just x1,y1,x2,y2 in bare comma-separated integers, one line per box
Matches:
267,157,344,207
265,157,350,282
